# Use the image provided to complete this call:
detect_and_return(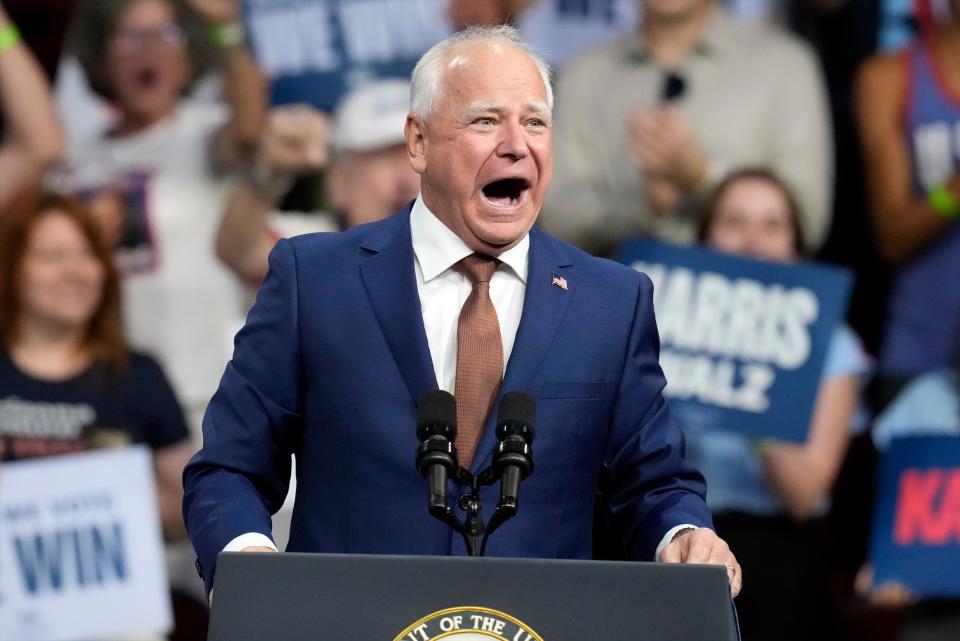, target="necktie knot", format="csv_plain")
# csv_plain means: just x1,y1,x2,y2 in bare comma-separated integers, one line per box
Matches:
457,253,498,285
